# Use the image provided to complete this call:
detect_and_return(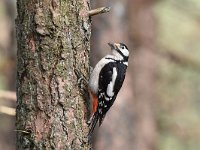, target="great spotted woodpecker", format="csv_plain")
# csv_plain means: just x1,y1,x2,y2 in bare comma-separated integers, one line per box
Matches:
88,43,129,137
